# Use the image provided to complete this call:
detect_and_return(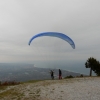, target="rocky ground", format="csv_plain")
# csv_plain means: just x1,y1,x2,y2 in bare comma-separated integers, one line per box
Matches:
0,77,100,100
